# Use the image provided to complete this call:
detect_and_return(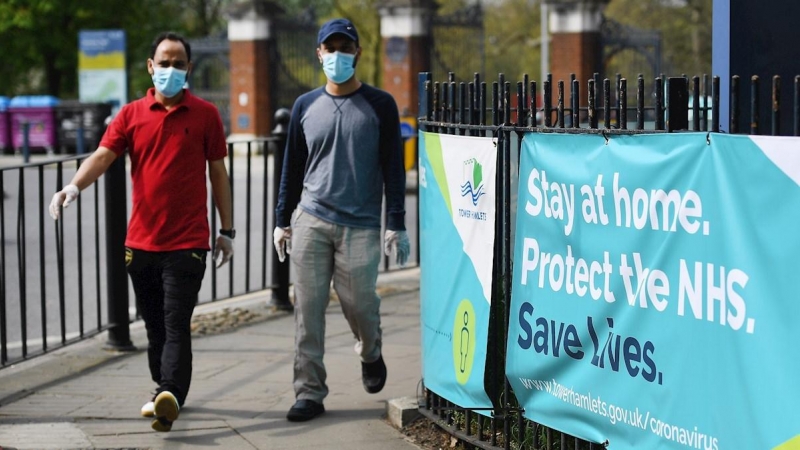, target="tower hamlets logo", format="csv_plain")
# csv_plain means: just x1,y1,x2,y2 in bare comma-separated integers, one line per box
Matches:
460,158,486,206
